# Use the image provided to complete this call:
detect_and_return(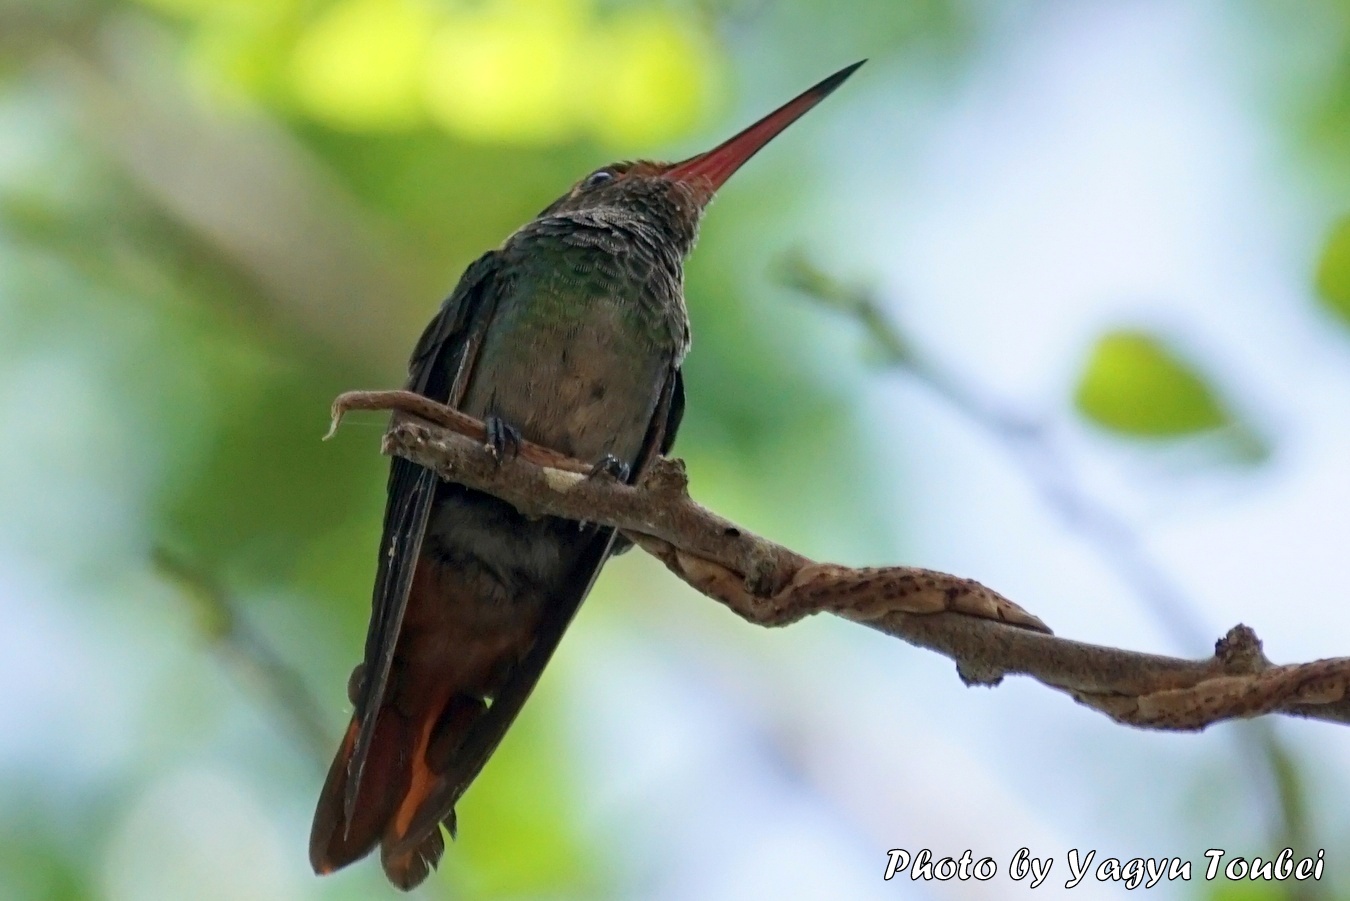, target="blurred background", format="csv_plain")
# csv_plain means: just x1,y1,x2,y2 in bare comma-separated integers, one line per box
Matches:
5,0,1350,898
